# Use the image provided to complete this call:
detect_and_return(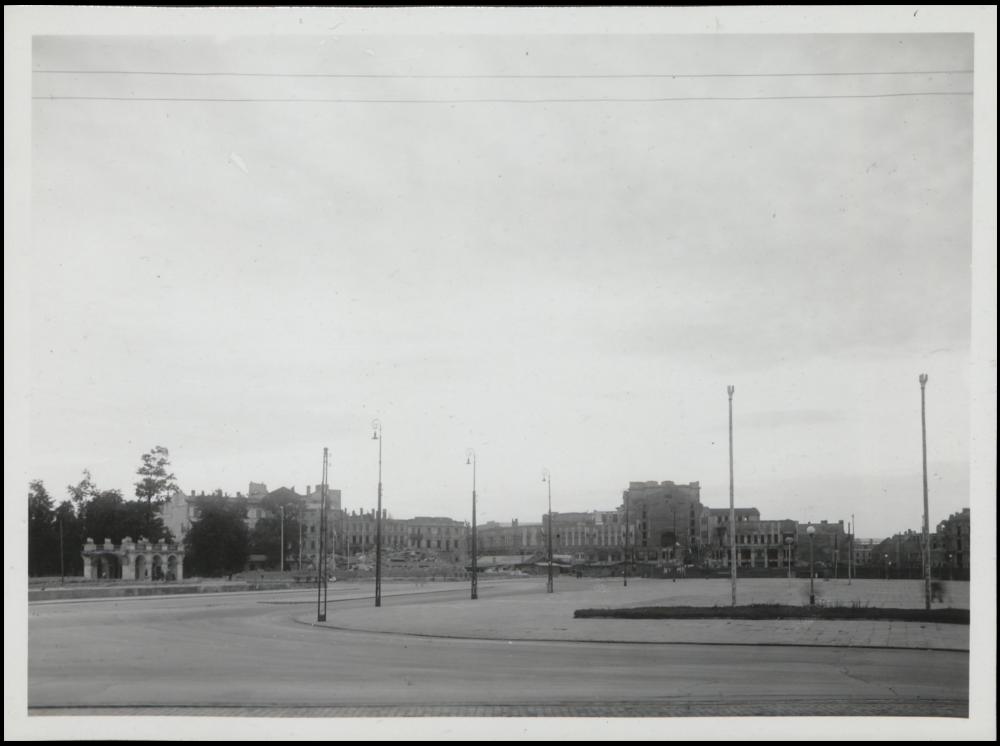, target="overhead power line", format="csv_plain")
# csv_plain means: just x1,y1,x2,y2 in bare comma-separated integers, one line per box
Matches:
33,68,975,79
32,91,973,104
